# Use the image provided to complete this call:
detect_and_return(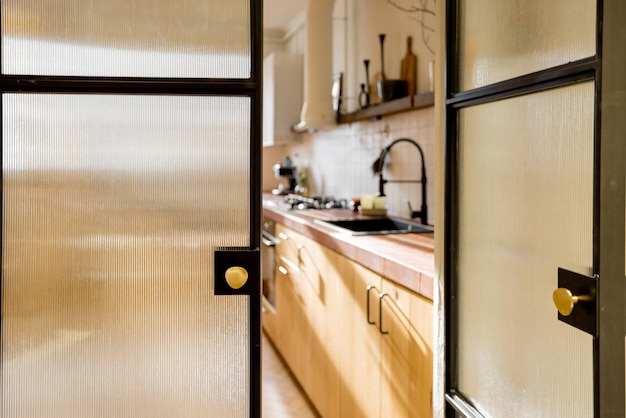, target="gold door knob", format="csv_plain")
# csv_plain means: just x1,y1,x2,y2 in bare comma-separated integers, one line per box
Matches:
225,266,249,290
552,288,580,316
